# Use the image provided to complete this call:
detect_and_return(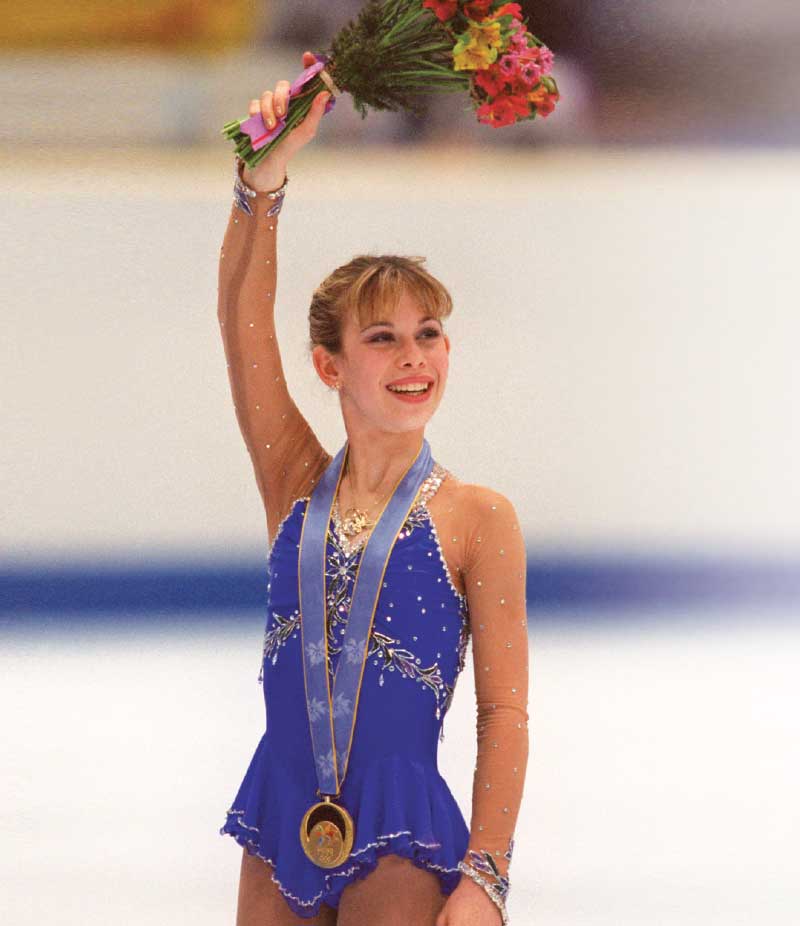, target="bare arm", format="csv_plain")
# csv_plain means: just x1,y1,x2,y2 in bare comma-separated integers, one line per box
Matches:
217,54,333,544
